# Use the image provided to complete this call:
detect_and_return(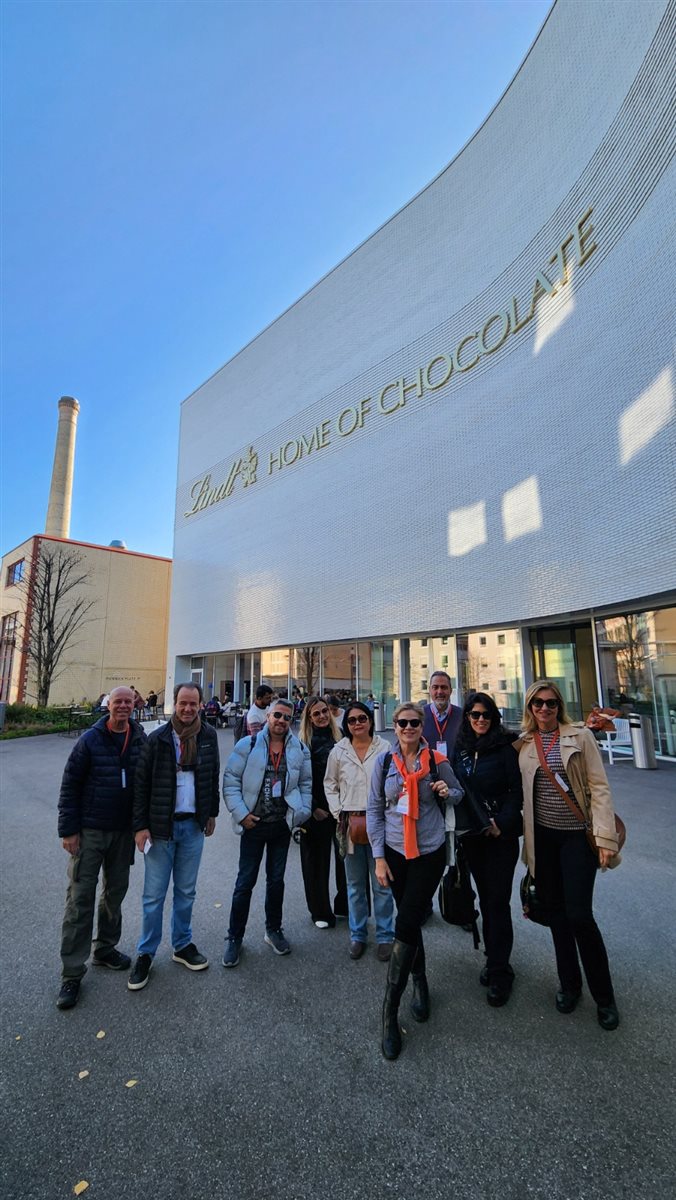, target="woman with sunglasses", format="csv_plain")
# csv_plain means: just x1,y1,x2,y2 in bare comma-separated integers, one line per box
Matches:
518,680,621,1030
368,702,462,1060
298,696,347,928
324,702,394,961
452,693,522,1008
